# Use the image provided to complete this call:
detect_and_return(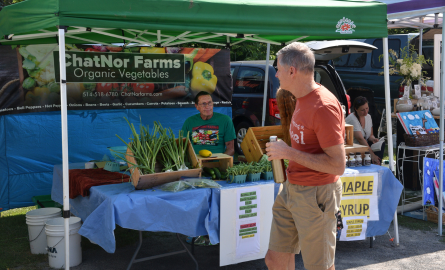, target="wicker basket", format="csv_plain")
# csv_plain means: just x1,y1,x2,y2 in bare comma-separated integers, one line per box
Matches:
403,133,439,147
425,206,445,225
